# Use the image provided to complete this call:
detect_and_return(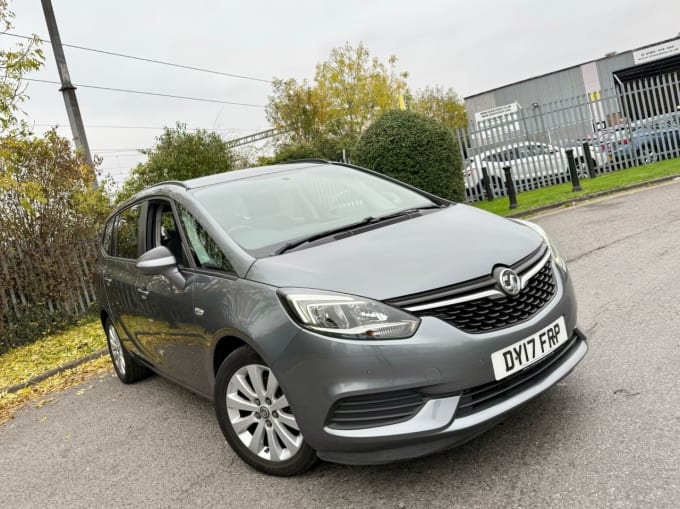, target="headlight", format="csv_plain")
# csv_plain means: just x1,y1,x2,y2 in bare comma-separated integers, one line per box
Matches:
279,289,420,340
514,219,568,273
